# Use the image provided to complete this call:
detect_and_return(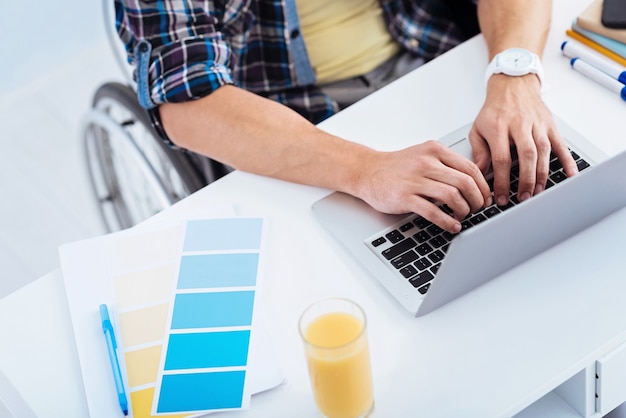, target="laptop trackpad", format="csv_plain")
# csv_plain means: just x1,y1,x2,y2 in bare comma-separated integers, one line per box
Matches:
312,192,407,240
